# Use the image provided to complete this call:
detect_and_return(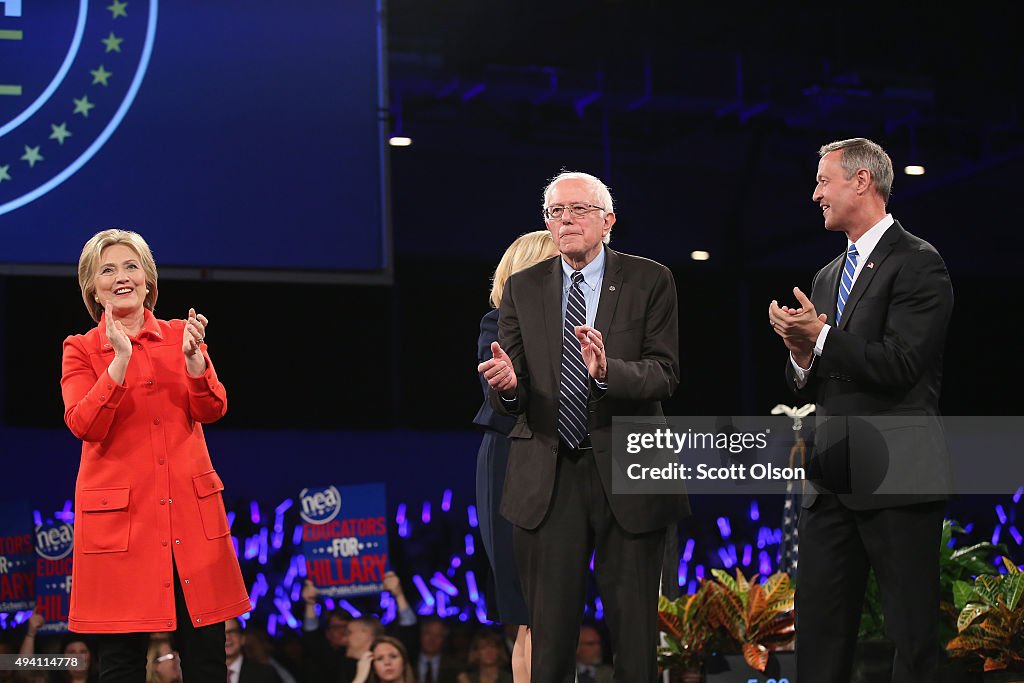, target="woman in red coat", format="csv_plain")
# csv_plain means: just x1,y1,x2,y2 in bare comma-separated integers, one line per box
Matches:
61,229,249,682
